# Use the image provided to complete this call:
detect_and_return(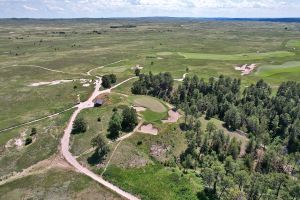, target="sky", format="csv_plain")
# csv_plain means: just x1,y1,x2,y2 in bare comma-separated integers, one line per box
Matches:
0,0,300,18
